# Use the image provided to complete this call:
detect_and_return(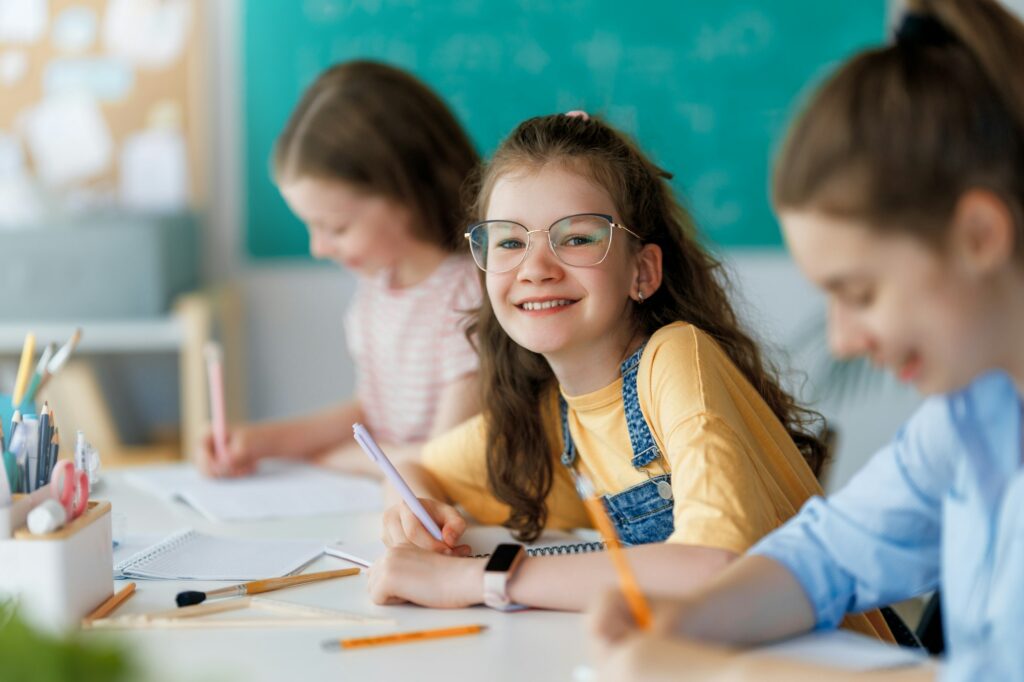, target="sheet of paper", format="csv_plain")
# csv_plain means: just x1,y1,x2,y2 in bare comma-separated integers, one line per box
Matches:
44,57,133,101
0,50,28,86
0,0,48,44
751,629,928,671
103,0,189,69
0,131,42,226
52,6,97,53
21,93,112,186
572,630,928,681
124,461,384,522
119,127,188,210
113,528,324,581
